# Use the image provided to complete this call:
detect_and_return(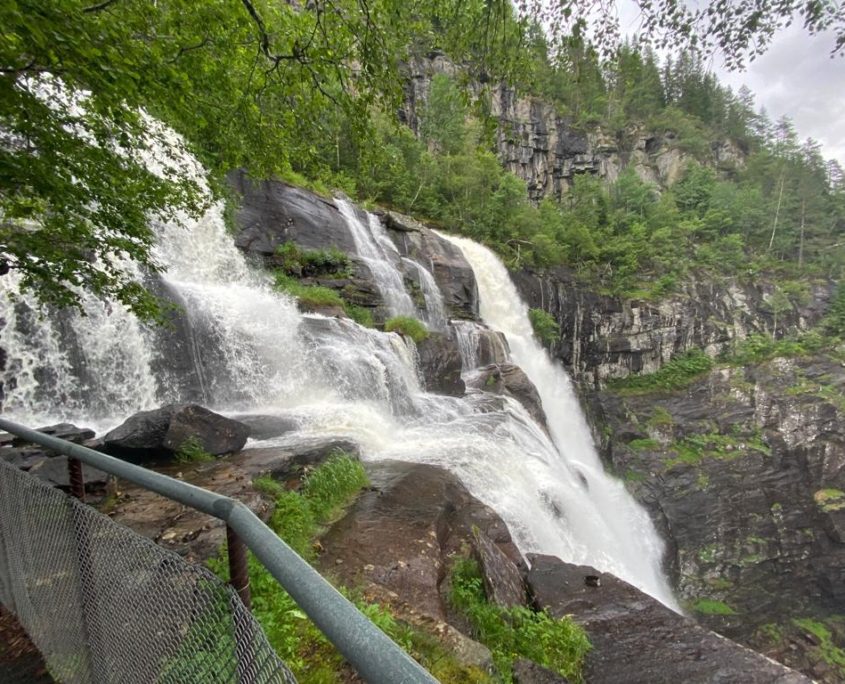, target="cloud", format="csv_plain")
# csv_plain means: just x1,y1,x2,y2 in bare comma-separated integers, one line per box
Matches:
714,25,845,164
